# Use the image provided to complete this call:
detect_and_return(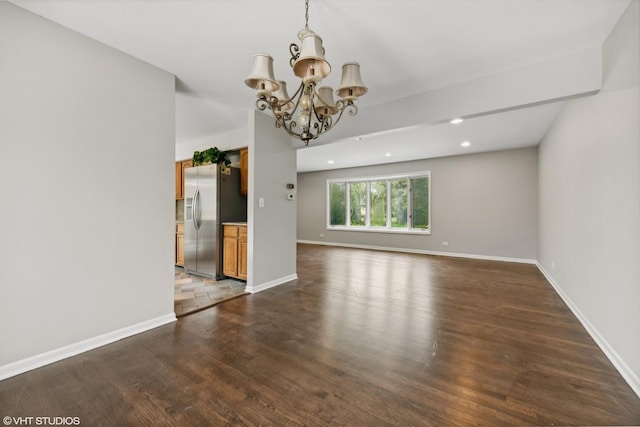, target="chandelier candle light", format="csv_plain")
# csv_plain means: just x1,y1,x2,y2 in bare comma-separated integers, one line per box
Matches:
244,0,367,146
